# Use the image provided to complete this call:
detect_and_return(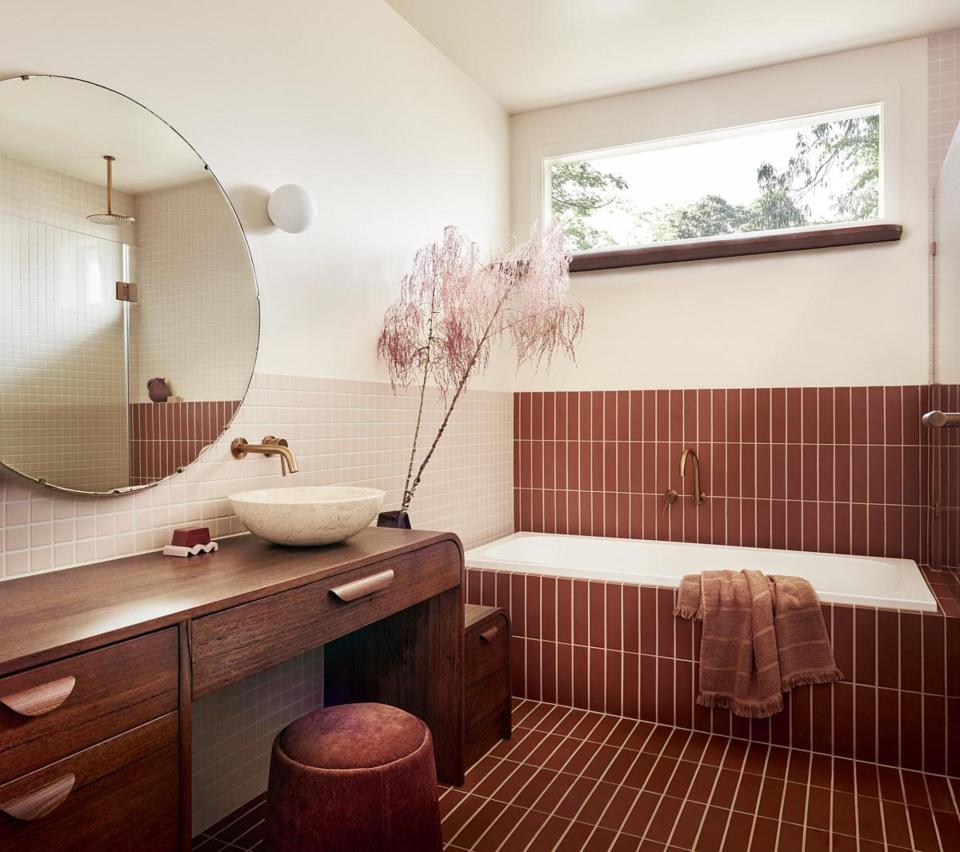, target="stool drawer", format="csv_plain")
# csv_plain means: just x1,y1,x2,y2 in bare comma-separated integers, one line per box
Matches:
466,611,509,682
192,540,462,697
0,712,179,852
0,629,179,784
464,606,511,767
